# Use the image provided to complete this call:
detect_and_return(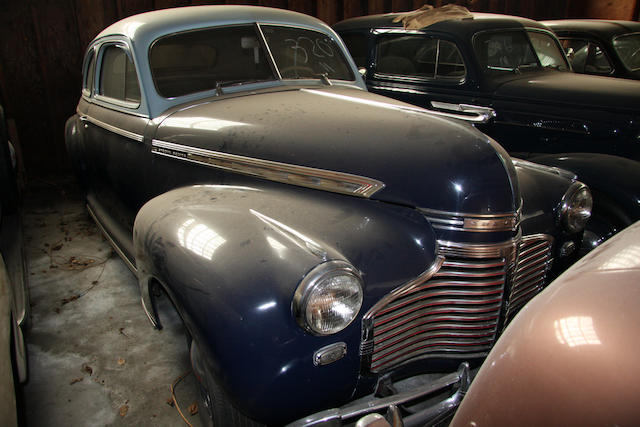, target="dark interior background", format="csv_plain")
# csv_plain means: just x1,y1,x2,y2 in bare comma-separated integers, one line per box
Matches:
1,0,639,179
